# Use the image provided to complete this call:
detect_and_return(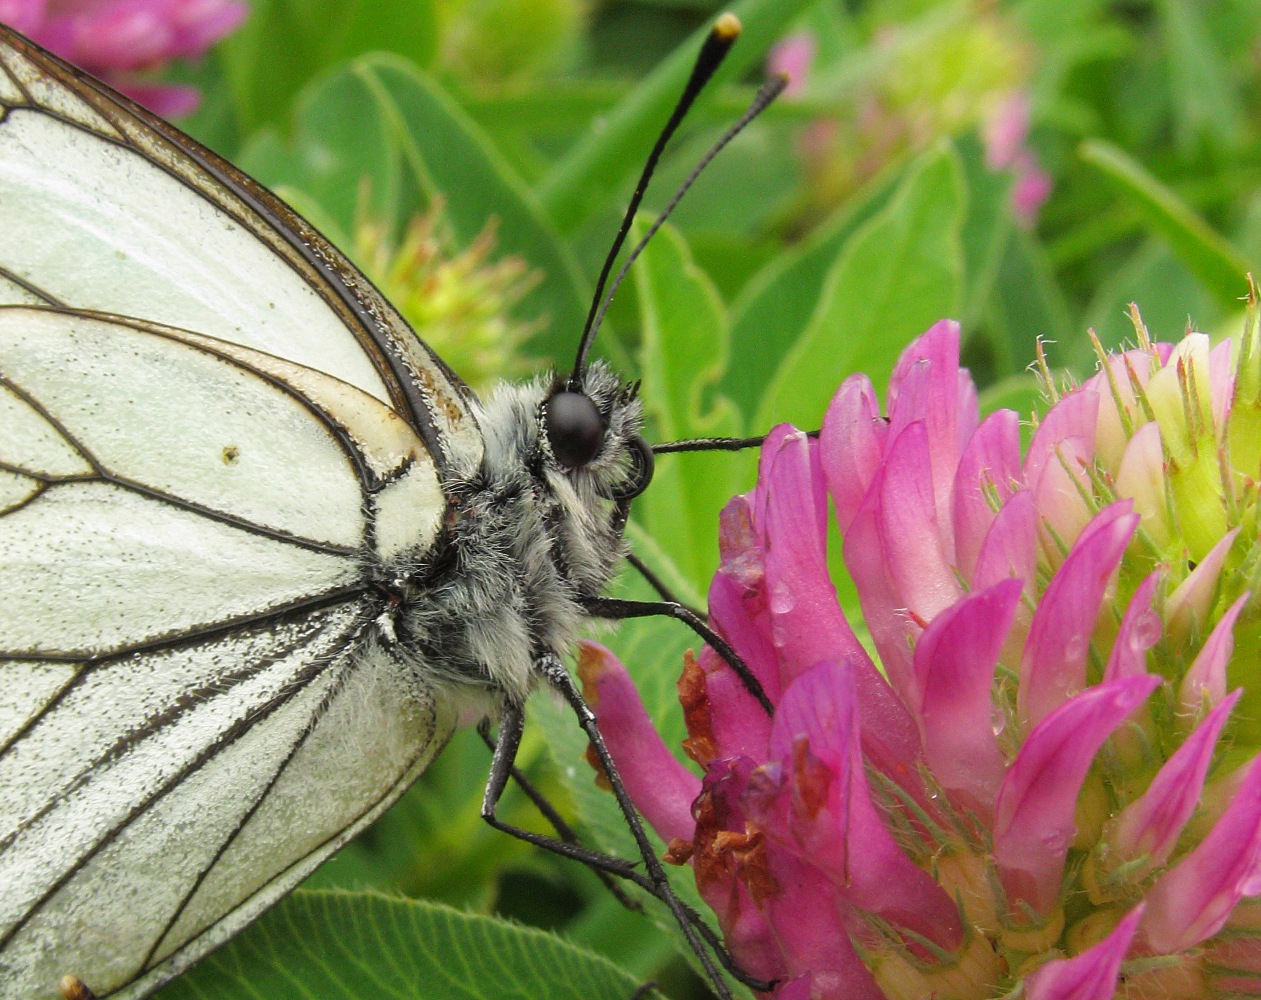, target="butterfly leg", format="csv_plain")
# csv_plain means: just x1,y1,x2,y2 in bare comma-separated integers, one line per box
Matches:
480,697,646,886
481,703,764,987
475,719,642,912
624,551,706,621
583,596,772,714
534,653,776,997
